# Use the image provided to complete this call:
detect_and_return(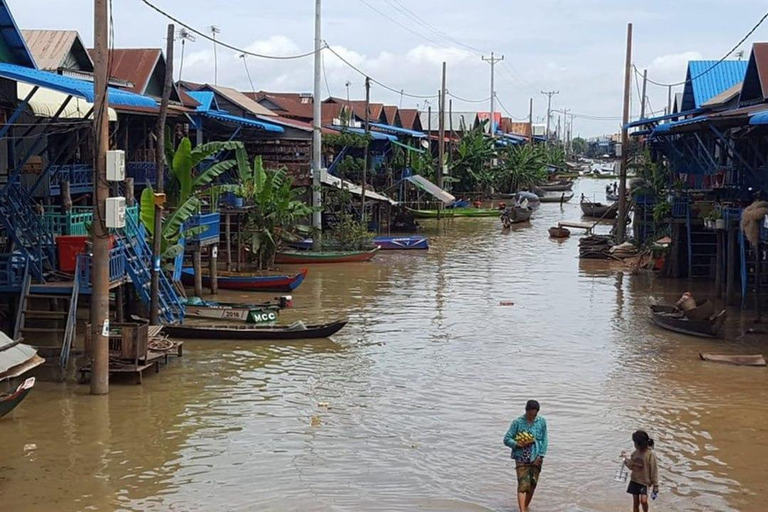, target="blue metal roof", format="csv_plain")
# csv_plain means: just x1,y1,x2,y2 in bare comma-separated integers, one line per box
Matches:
202,110,284,133
625,108,702,129
653,115,709,135
330,126,397,141
188,91,215,112
681,60,748,111
369,122,426,138
0,62,157,107
0,1,36,68
748,109,768,125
